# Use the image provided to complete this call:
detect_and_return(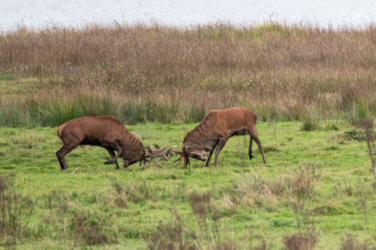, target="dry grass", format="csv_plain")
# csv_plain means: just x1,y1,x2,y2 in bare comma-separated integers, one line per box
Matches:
340,234,376,250
2,22,376,125
148,193,238,250
282,232,318,250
